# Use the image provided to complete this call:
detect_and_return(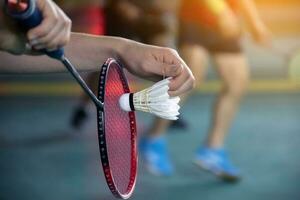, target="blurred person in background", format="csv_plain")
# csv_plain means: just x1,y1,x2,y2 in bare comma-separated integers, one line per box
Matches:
55,0,105,36
123,0,272,180
121,0,272,179
174,0,271,181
